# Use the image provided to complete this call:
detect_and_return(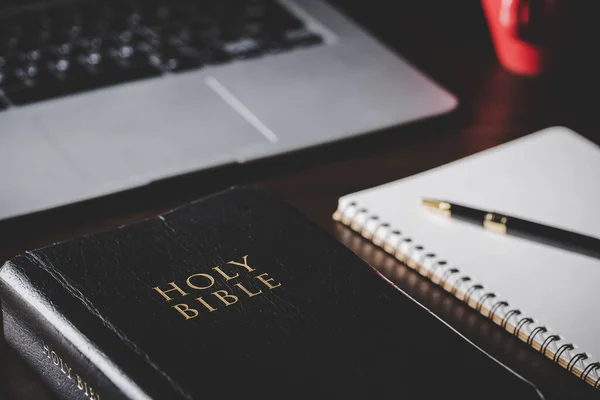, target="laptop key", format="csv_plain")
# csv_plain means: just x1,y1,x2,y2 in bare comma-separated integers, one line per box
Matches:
156,43,206,72
282,29,323,48
220,38,263,59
